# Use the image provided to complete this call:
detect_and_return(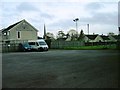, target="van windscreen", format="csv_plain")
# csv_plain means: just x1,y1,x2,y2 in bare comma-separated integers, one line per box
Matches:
39,42,46,45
